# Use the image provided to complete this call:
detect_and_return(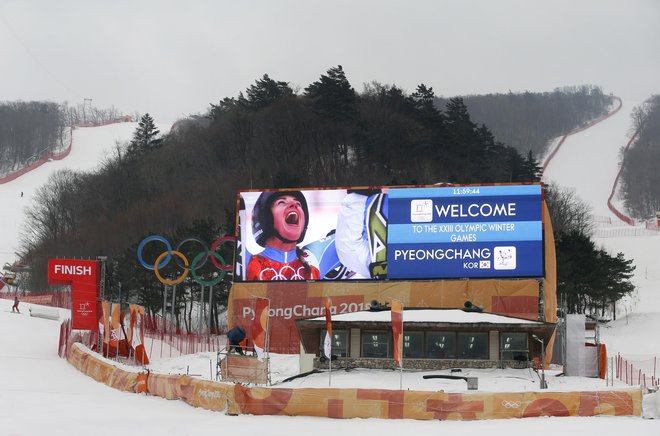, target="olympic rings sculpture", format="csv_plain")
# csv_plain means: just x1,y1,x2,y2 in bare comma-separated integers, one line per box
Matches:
137,235,235,286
